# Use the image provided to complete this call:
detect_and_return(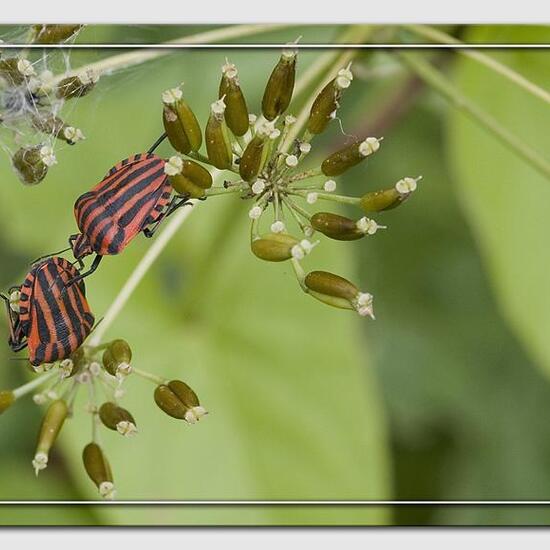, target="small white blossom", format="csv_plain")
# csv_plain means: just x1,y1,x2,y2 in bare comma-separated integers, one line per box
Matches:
335,64,353,90
359,137,381,157
164,155,183,176
99,481,116,500
117,420,137,437
270,220,286,233
356,217,386,235
17,59,36,77
251,179,266,195
32,452,48,476
249,205,263,220
395,176,420,195
323,179,336,192
299,142,311,154
184,406,208,424
306,192,318,204
39,146,57,167
63,127,85,143
162,87,183,105
285,115,297,126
